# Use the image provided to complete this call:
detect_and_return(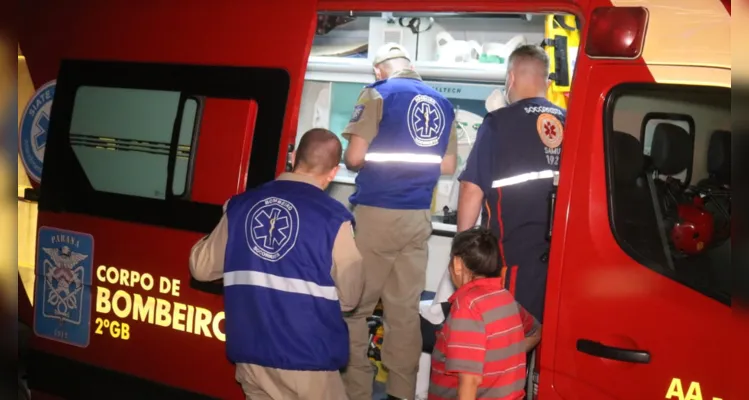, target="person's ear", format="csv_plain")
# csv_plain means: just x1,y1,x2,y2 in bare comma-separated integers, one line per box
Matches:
448,256,459,285
289,151,296,169
328,165,340,182
373,67,383,80
451,256,465,276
